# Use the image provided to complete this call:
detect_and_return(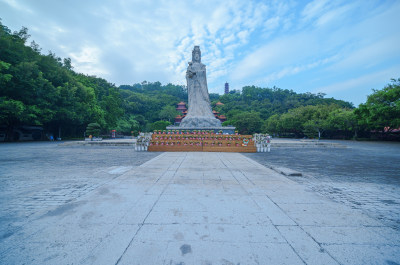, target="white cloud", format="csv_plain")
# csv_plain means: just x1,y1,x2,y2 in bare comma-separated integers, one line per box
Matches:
302,0,332,22
222,34,235,45
231,1,400,90
69,45,109,77
257,56,338,84
316,3,355,27
328,35,400,72
230,32,319,80
1,0,399,103
1,0,33,13
263,16,280,31
313,66,400,95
